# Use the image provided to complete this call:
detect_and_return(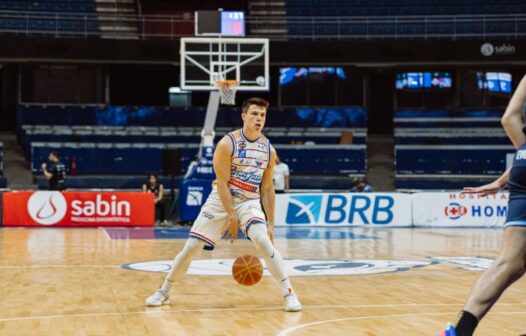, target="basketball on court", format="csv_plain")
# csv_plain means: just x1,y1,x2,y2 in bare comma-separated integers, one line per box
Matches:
232,255,263,286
